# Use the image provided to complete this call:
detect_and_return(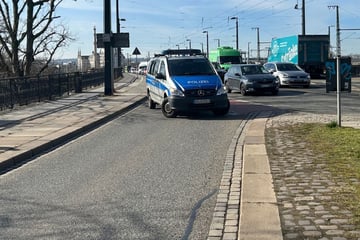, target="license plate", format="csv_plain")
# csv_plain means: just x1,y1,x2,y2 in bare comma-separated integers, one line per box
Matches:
261,84,272,88
194,99,210,104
